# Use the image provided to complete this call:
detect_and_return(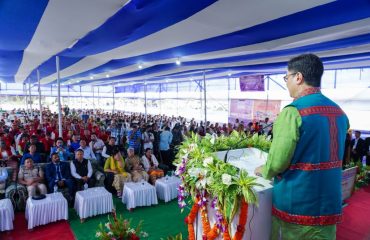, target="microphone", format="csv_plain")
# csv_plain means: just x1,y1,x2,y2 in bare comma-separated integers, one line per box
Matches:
223,122,273,163
224,137,249,163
